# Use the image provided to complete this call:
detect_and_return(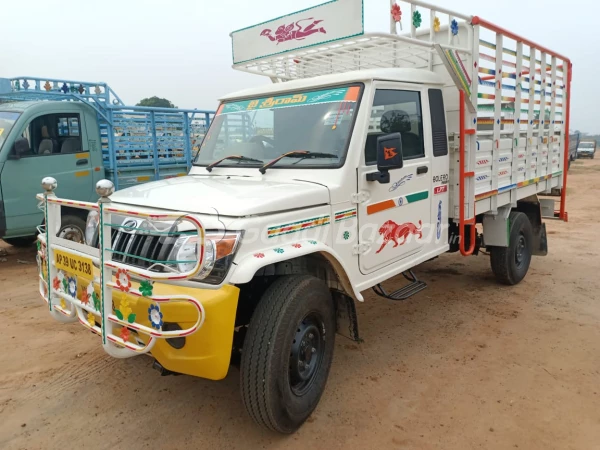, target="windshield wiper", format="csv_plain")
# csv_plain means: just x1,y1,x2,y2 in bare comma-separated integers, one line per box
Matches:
259,151,338,174
205,155,263,172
